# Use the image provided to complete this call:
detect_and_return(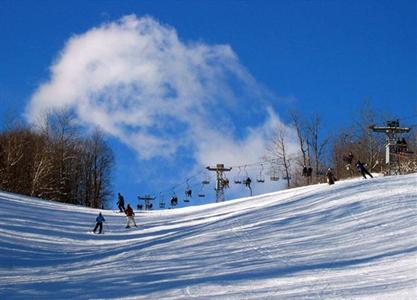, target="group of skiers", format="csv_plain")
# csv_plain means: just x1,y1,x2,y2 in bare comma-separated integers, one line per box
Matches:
326,152,373,185
92,192,137,234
